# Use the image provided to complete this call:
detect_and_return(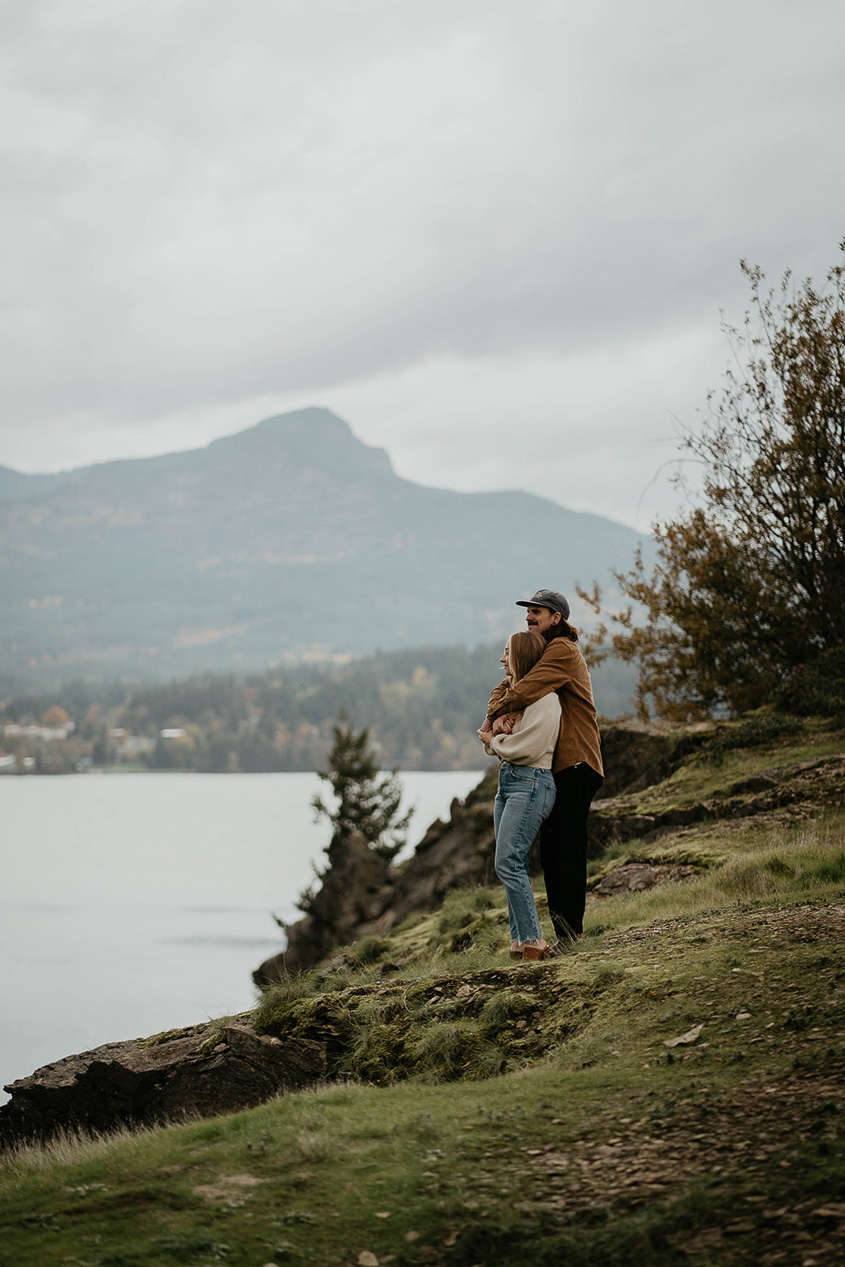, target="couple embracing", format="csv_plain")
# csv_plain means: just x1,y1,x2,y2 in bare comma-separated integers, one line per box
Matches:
478,589,603,962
